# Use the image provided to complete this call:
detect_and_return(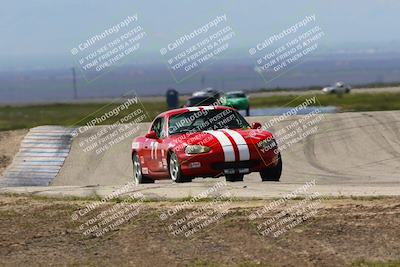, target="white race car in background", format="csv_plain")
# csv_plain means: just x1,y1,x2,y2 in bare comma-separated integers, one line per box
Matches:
322,82,352,95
